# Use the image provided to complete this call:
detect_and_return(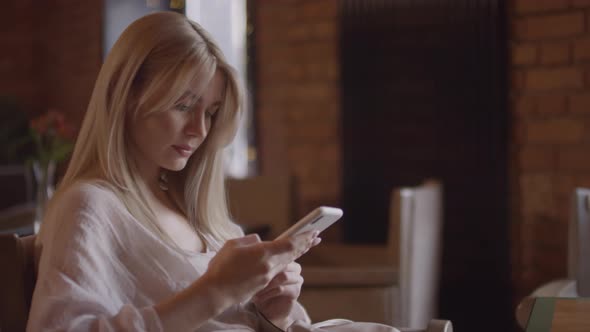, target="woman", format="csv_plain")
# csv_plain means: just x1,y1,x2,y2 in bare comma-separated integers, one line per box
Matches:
27,12,400,332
